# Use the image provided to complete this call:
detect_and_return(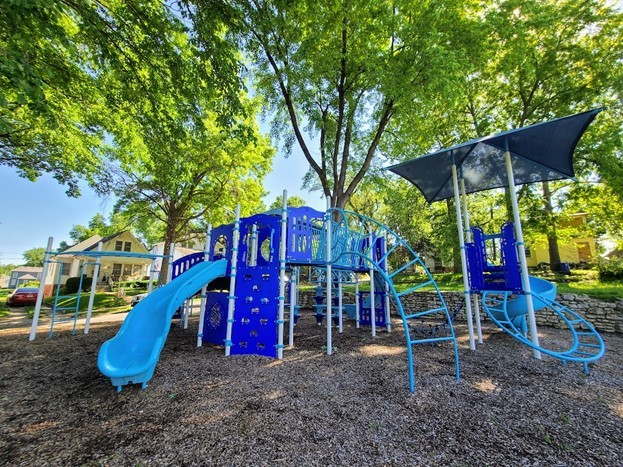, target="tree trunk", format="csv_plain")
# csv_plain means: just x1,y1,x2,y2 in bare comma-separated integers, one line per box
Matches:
542,181,562,272
160,224,177,284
